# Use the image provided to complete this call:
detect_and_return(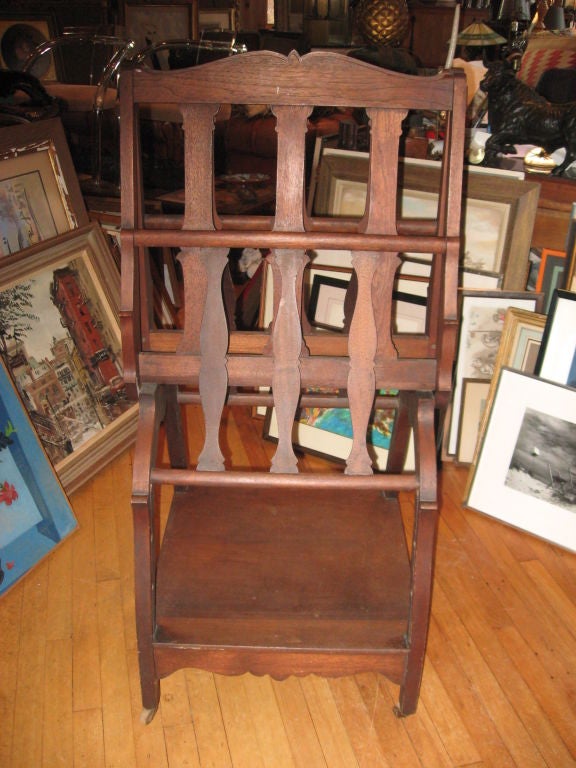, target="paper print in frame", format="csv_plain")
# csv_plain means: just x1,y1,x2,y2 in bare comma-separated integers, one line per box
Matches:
0,223,137,493
0,357,77,597
447,291,542,456
465,368,576,553
535,289,576,387
0,119,89,258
